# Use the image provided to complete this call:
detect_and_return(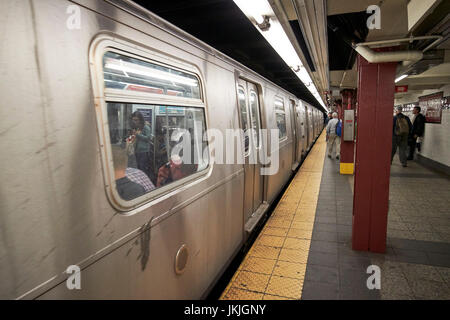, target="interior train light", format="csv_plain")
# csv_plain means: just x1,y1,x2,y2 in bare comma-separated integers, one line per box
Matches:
104,60,199,87
233,0,326,108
